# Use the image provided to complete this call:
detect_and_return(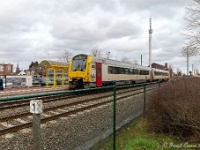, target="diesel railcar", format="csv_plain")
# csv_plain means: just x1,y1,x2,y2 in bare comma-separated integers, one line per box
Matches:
68,54,169,89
